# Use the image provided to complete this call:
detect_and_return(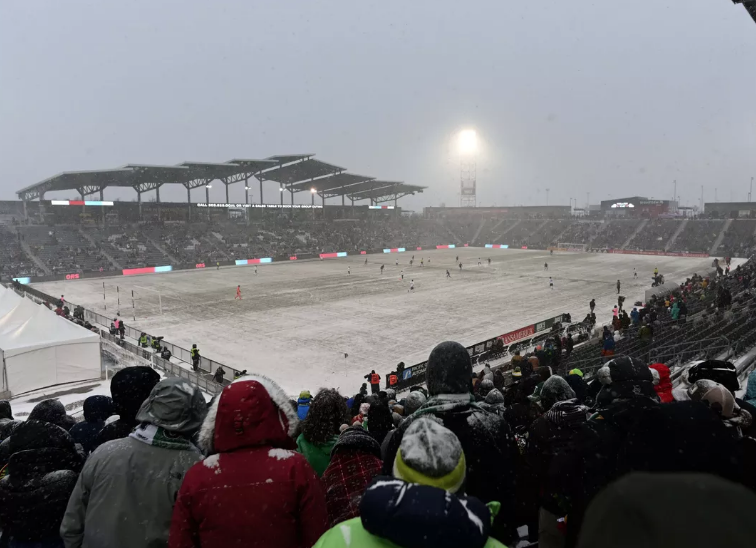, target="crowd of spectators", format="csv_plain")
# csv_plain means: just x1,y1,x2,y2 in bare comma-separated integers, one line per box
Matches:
2,251,756,547
5,217,756,280
626,219,680,251
670,219,726,254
